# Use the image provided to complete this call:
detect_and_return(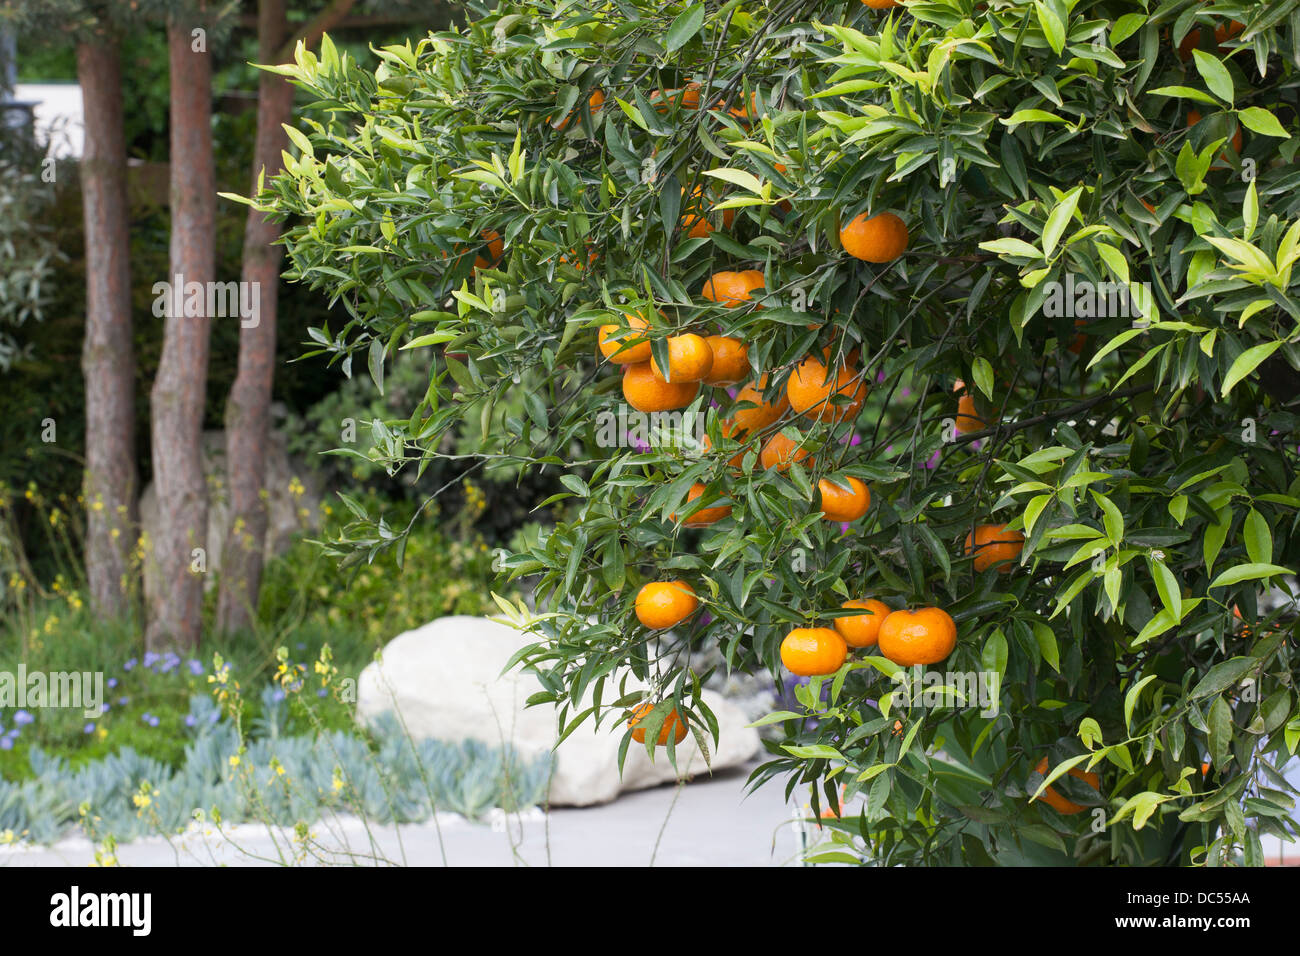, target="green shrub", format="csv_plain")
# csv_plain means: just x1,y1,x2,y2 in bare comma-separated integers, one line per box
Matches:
256,0,1300,867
